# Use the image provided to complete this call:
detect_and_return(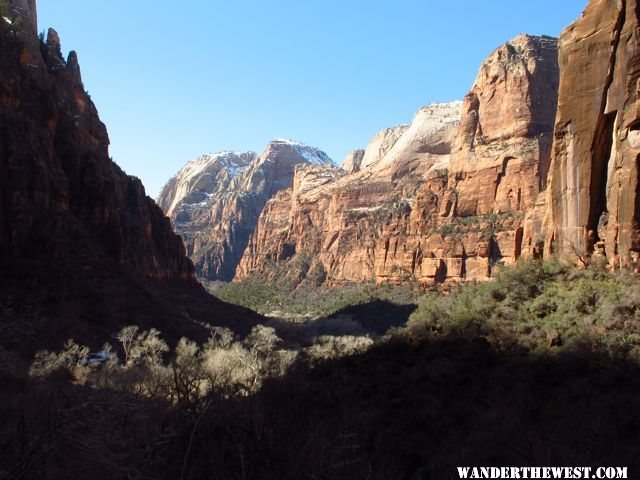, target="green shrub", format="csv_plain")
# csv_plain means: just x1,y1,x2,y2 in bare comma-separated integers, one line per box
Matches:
405,259,640,358
214,280,418,318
